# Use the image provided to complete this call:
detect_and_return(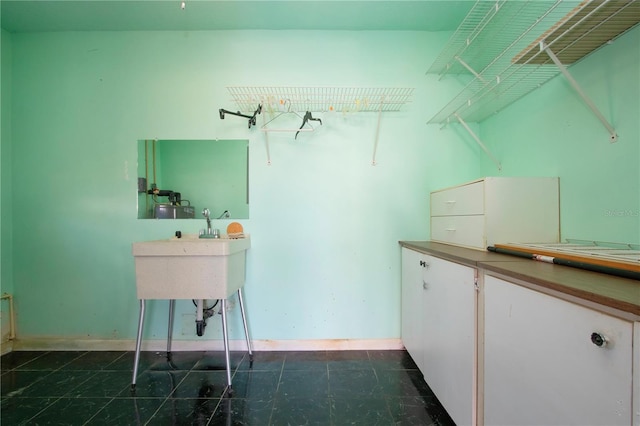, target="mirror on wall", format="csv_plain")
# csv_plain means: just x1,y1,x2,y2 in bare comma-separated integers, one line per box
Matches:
137,139,249,219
